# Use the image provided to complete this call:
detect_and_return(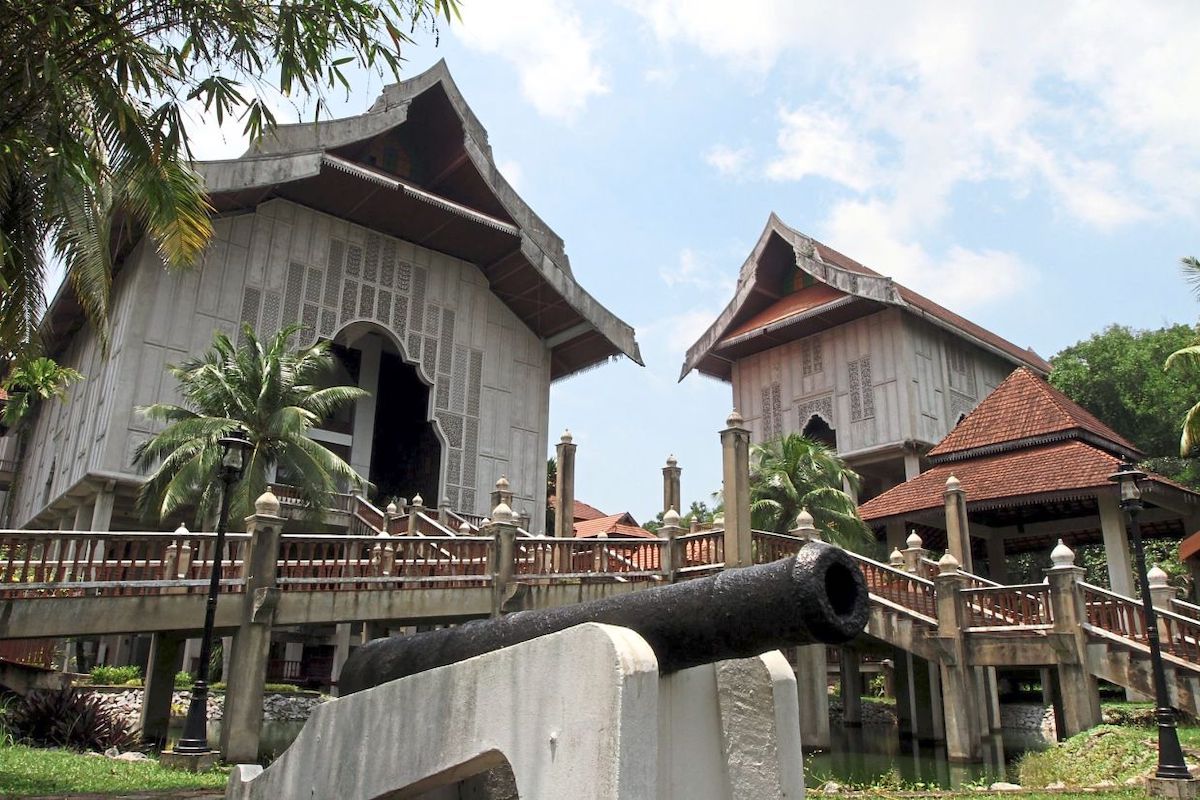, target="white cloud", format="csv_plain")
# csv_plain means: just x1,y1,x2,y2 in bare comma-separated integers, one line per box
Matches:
660,248,735,294
766,107,877,191
495,158,524,192
704,145,751,176
455,0,609,122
